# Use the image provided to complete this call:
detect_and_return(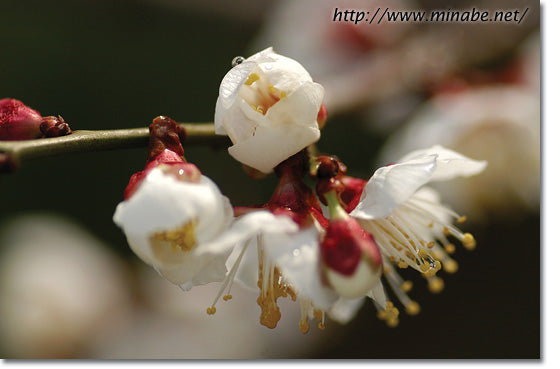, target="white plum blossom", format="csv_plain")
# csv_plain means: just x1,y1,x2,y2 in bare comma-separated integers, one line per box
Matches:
113,166,233,289
352,146,487,267
113,166,296,291
346,146,486,320
214,47,324,173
